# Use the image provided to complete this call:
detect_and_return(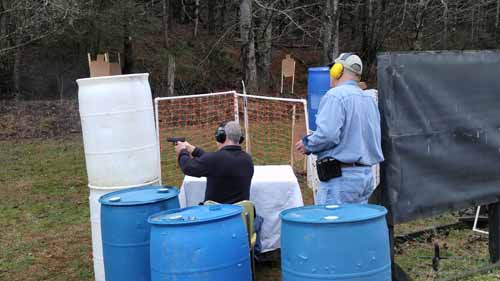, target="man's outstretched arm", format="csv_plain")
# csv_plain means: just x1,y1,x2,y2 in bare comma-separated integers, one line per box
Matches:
176,142,210,177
